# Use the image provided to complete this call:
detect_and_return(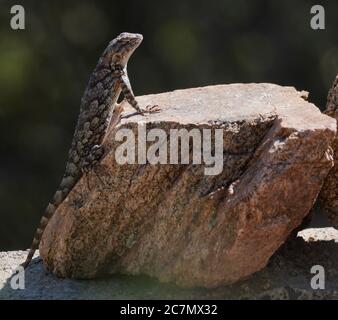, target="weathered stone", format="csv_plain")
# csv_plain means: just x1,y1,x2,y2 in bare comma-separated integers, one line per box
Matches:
319,75,338,228
39,84,336,288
